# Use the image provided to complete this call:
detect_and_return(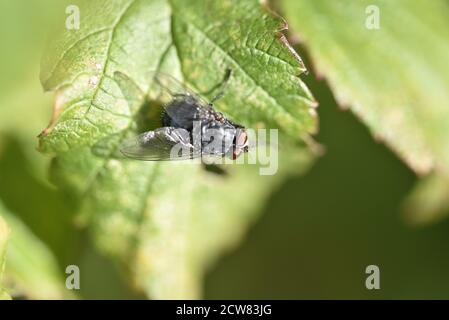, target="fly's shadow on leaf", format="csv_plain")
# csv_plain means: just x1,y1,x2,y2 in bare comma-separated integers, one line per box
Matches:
203,164,228,176
91,71,166,159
